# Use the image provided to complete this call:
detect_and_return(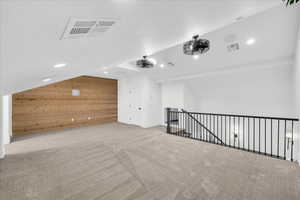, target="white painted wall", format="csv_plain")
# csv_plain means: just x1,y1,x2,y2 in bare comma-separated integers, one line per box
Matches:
161,82,185,109
160,81,199,124
0,95,12,159
2,95,12,145
183,64,296,161
142,78,162,128
184,84,198,111
0,96,4,159
118,76,161,128
0,2,4,159
118,76,144,126
161,82,184,124
293,24,300,162
187,65,294,117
